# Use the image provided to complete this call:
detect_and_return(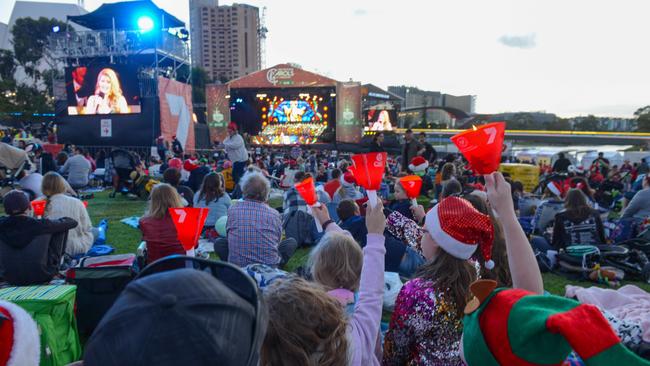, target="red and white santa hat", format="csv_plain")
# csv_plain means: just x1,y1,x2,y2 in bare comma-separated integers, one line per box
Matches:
183,159,199,172
408,156,428,173
425,196,495,268
547,181,564,197
0,300,40,366
340,171,356,187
